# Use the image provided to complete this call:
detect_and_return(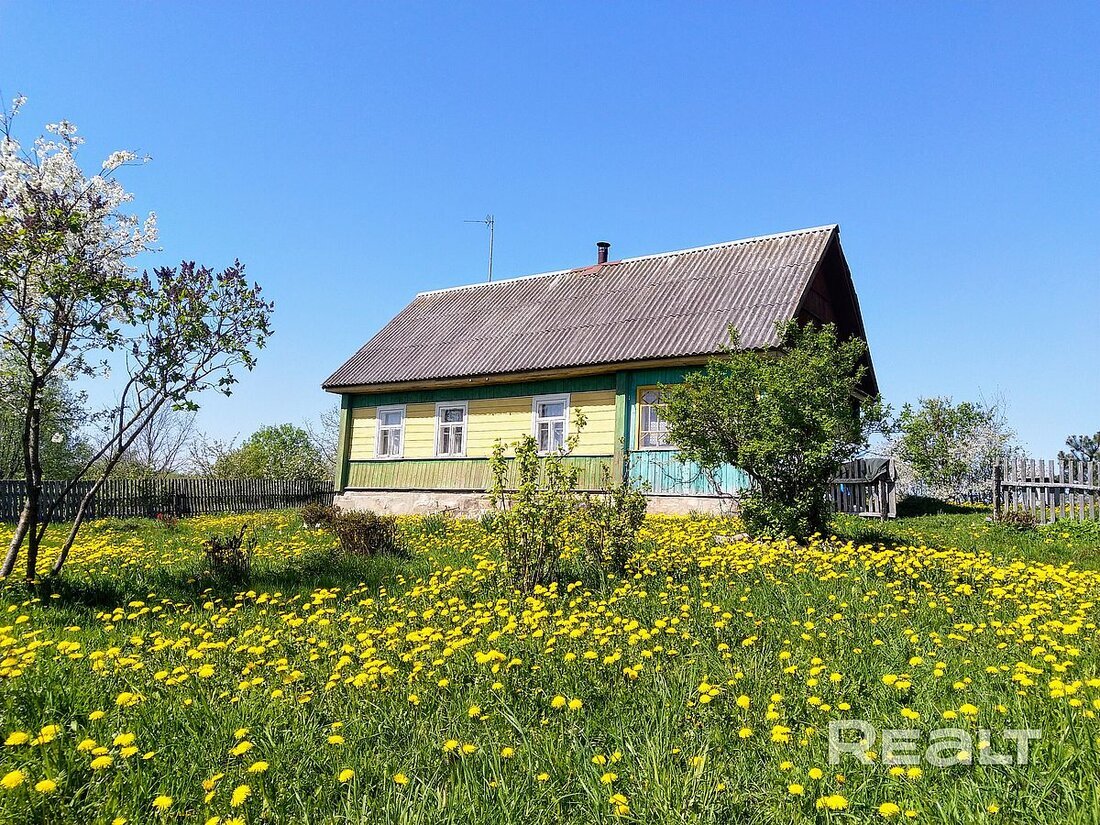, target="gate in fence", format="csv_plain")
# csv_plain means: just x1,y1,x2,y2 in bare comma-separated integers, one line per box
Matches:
830,457,897,519
0,478,335,523
994,459,1100,523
